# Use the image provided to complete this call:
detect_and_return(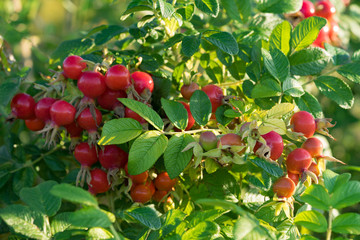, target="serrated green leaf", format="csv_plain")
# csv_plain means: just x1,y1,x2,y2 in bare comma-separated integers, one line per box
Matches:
294,91,323,118
337,62,360,84
331,180,360,209
332,213,360,235
221,0,241,22
283,77,304,97
127,207,161,230
205,31,239,55
98,118,142,145
324,43,350,66
51,212,72,235
20,181,61,217
314,76,354,109
88,227,114,239
322,169,338,193
188,209,228,228
248,156,283,177
95,25,126,45
128,131,168,175
182,221,220,240
51,38,94,63
161,99,188,130
228,58,246,80
190,90,212,126
69,207,111,228
269,21,292,56
257,0,302,14
216,49,233,67
300,184,330,211
262,48,290,82
267,103,294,119
291,17,327,52
233,215,269,240
195,0,220,17
177,4,195,21
164,34,184,49
50,184,98,207
121,5,153,20
164,134,194,179
119,98,164,131
215,105,233,126
160,209,187,237
0,205,48,240
13,167,34,196
294,210,327,233
182,35,201,57
251,77,281,98
289,47,330,76
158,0,175,18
